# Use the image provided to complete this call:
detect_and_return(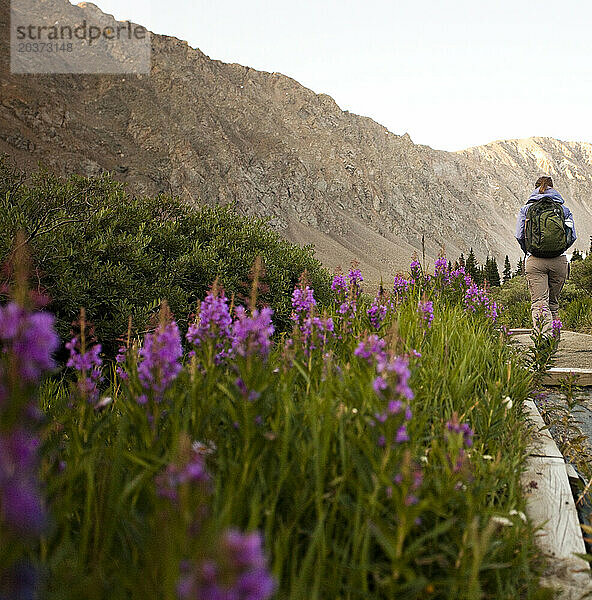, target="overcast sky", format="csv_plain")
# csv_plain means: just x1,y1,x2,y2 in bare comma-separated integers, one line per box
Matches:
72,0,592,151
